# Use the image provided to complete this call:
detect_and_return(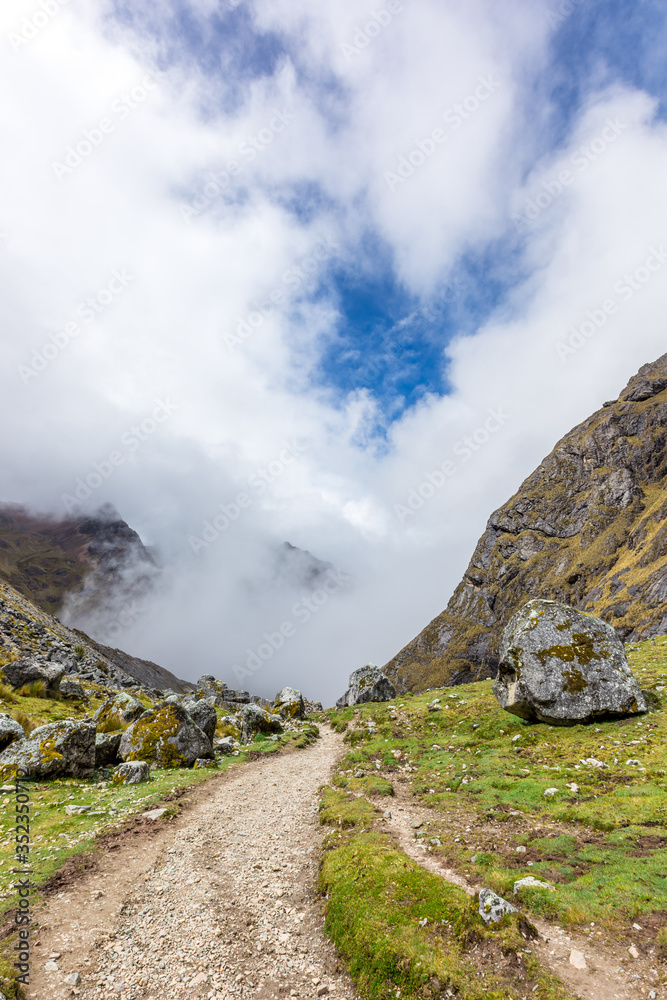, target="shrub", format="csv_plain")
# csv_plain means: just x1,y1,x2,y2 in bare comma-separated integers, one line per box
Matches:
97,712,127,733
0,681,17,704
74,645,85,661
19,680,47,699
13,711,37,736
